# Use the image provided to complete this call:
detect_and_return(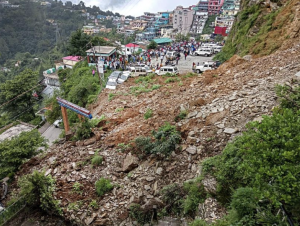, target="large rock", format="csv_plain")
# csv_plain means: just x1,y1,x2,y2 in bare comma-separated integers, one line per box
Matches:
224,128,238,134
185,146,197,155
122,153,139,172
